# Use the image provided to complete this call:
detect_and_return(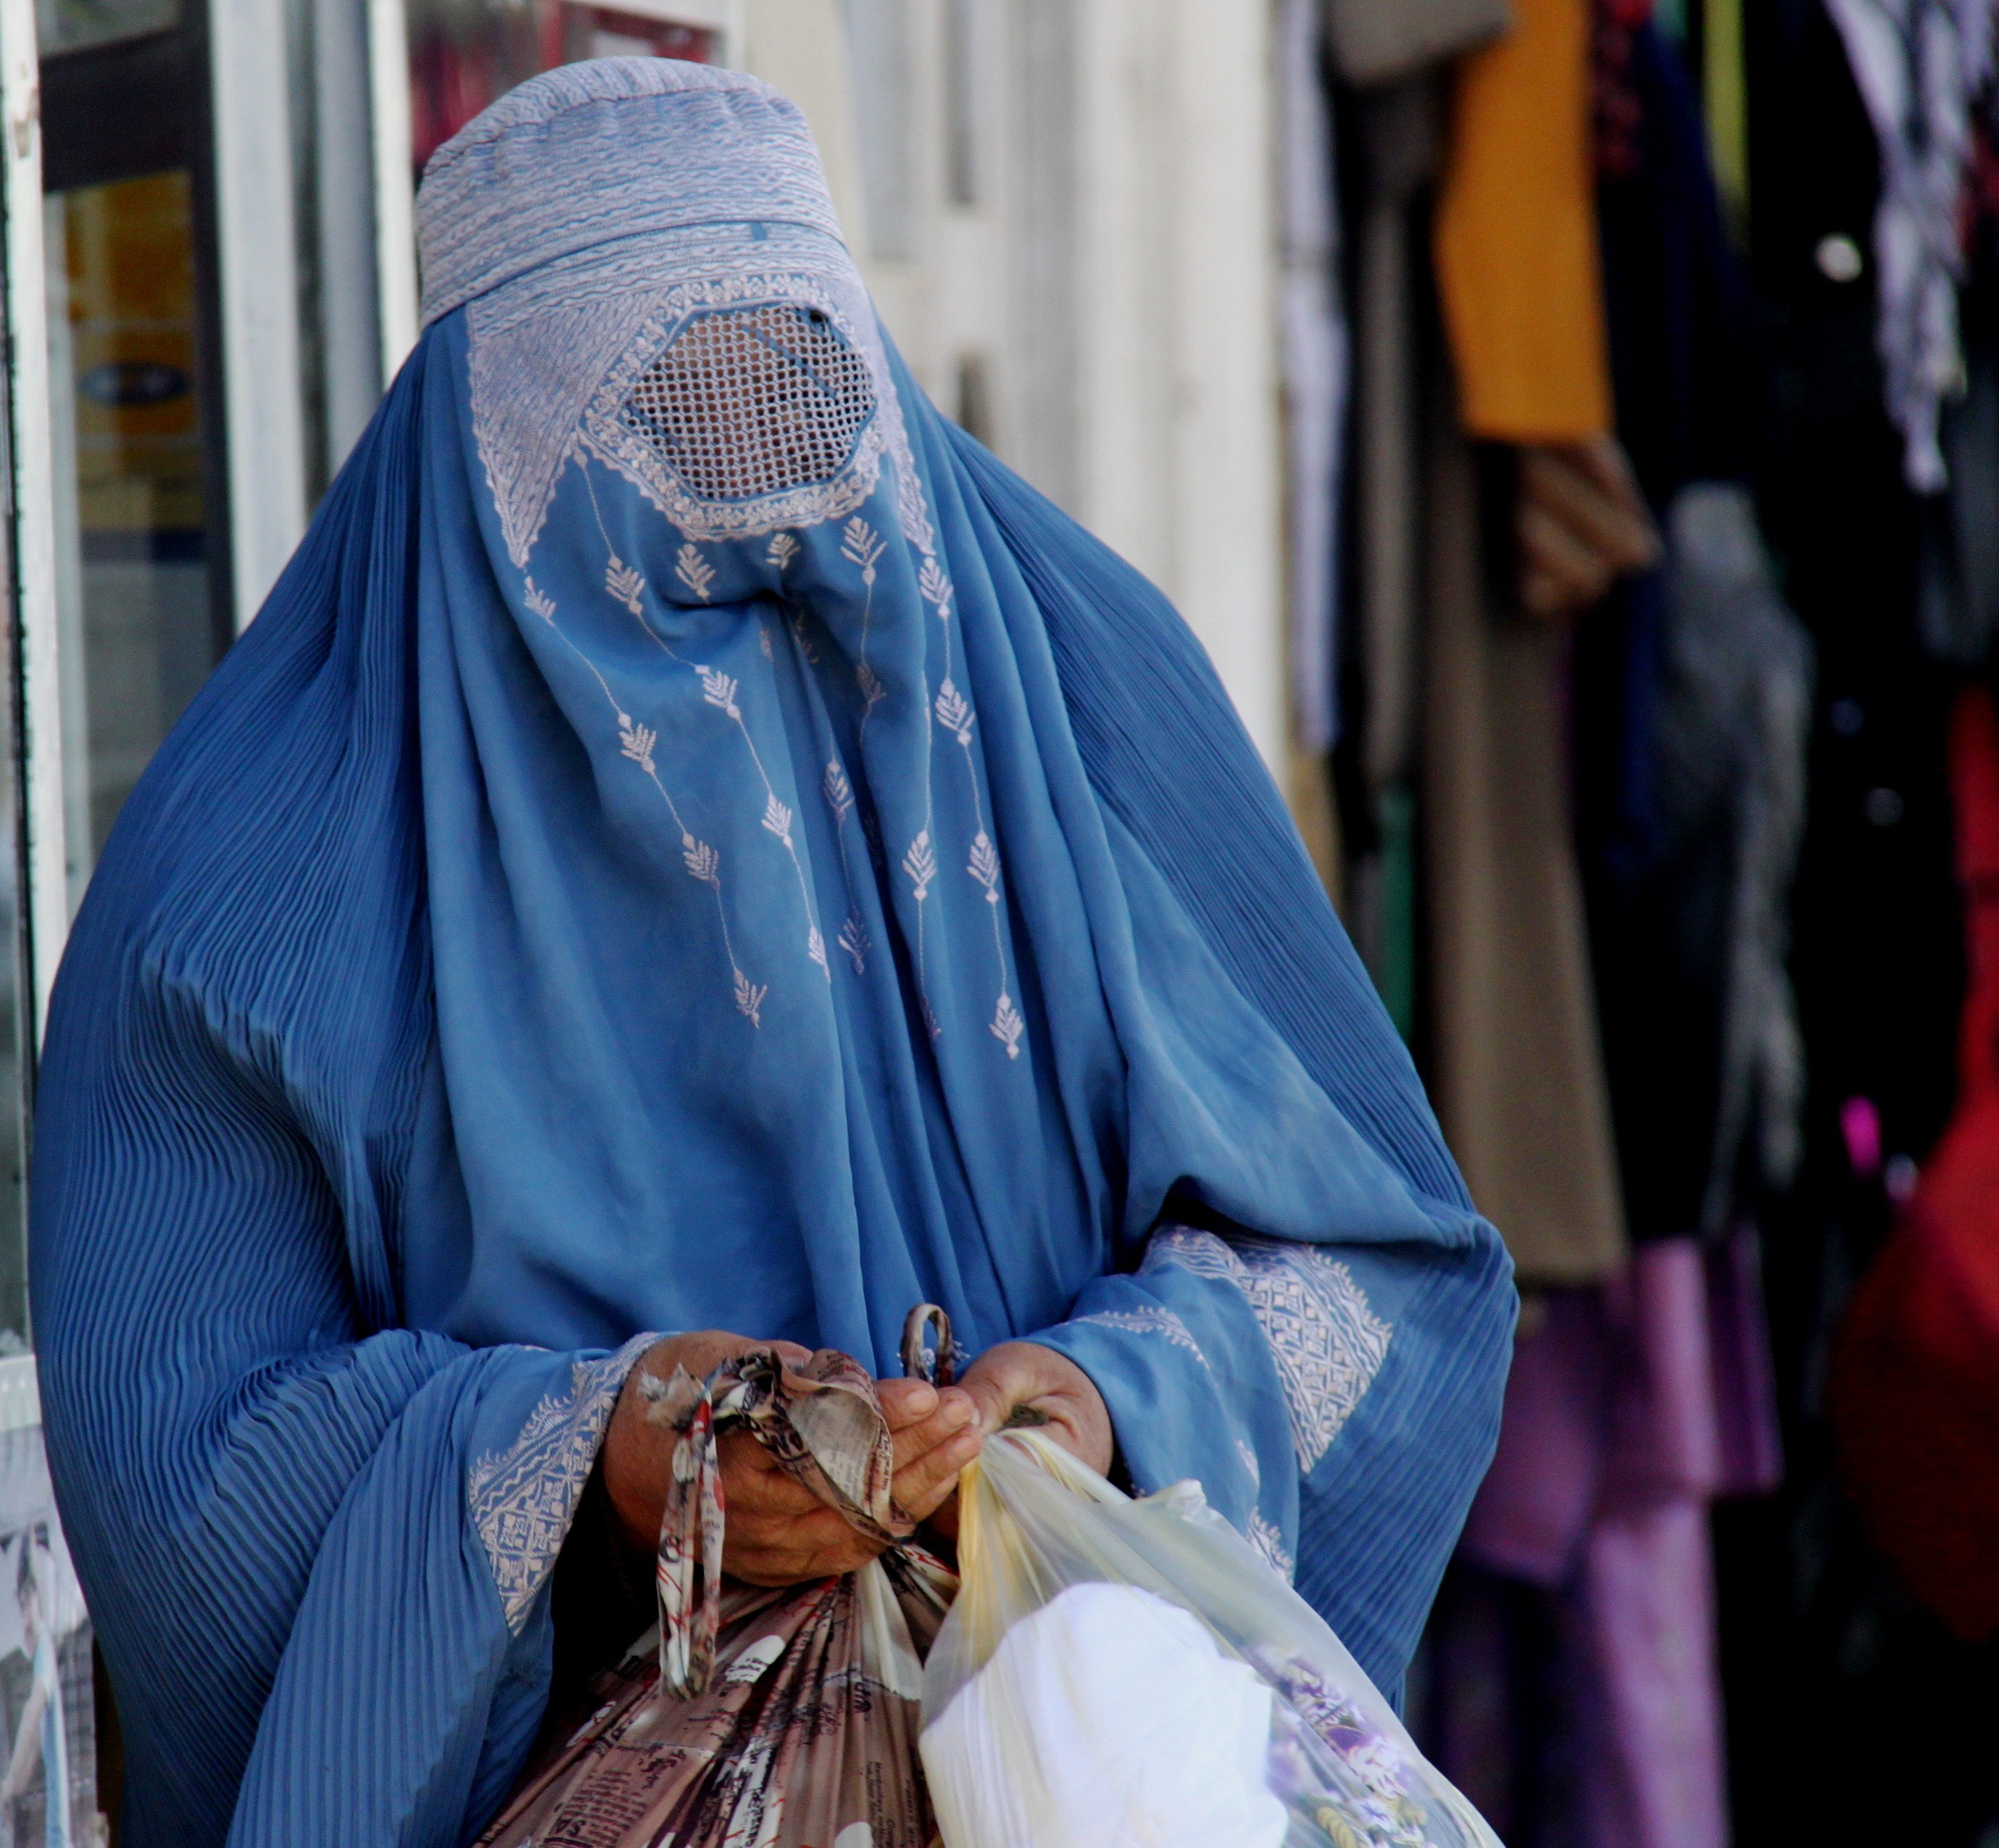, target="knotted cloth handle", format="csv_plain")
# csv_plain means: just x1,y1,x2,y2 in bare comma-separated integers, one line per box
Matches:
640,1345,918,1697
